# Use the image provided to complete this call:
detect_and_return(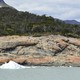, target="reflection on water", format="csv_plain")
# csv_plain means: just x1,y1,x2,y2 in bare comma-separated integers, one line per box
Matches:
0,67,80,80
